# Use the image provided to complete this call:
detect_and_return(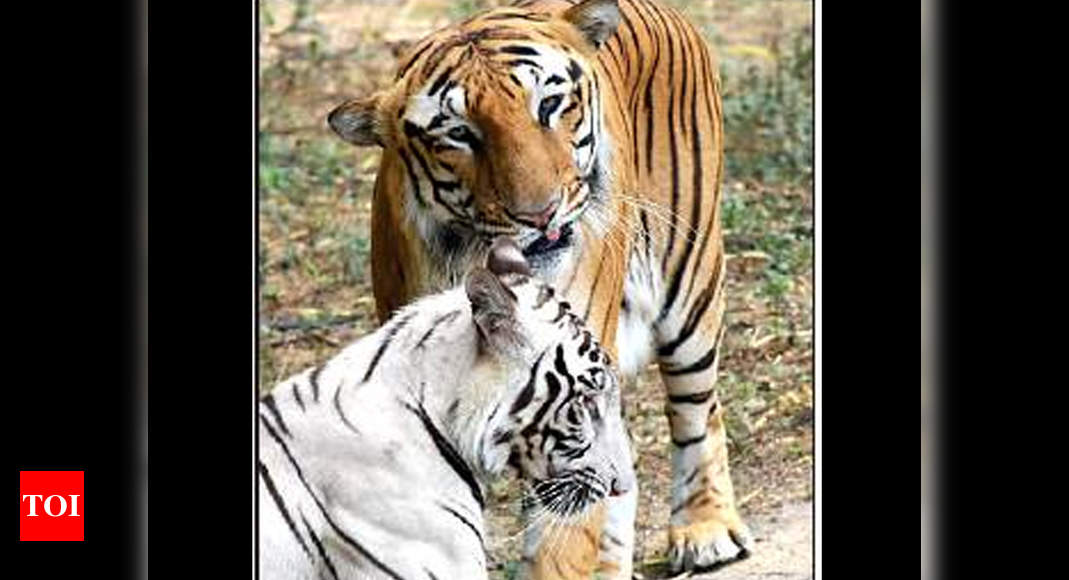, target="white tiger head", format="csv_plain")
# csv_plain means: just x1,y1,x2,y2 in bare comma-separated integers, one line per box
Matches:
467,238,634,518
